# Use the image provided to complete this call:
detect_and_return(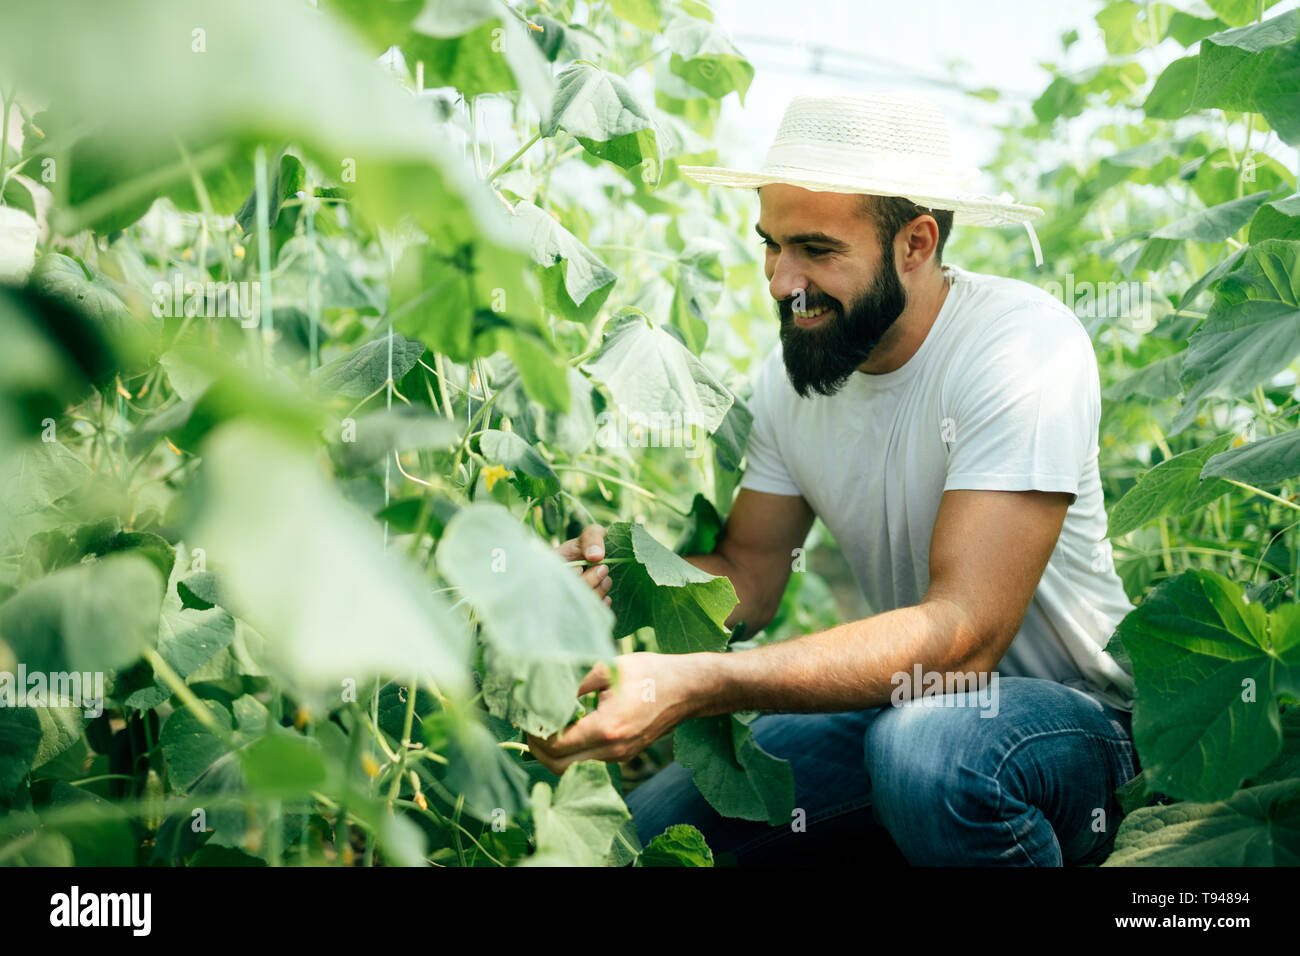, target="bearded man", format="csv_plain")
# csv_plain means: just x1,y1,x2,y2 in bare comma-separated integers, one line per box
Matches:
542,92,1140,866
